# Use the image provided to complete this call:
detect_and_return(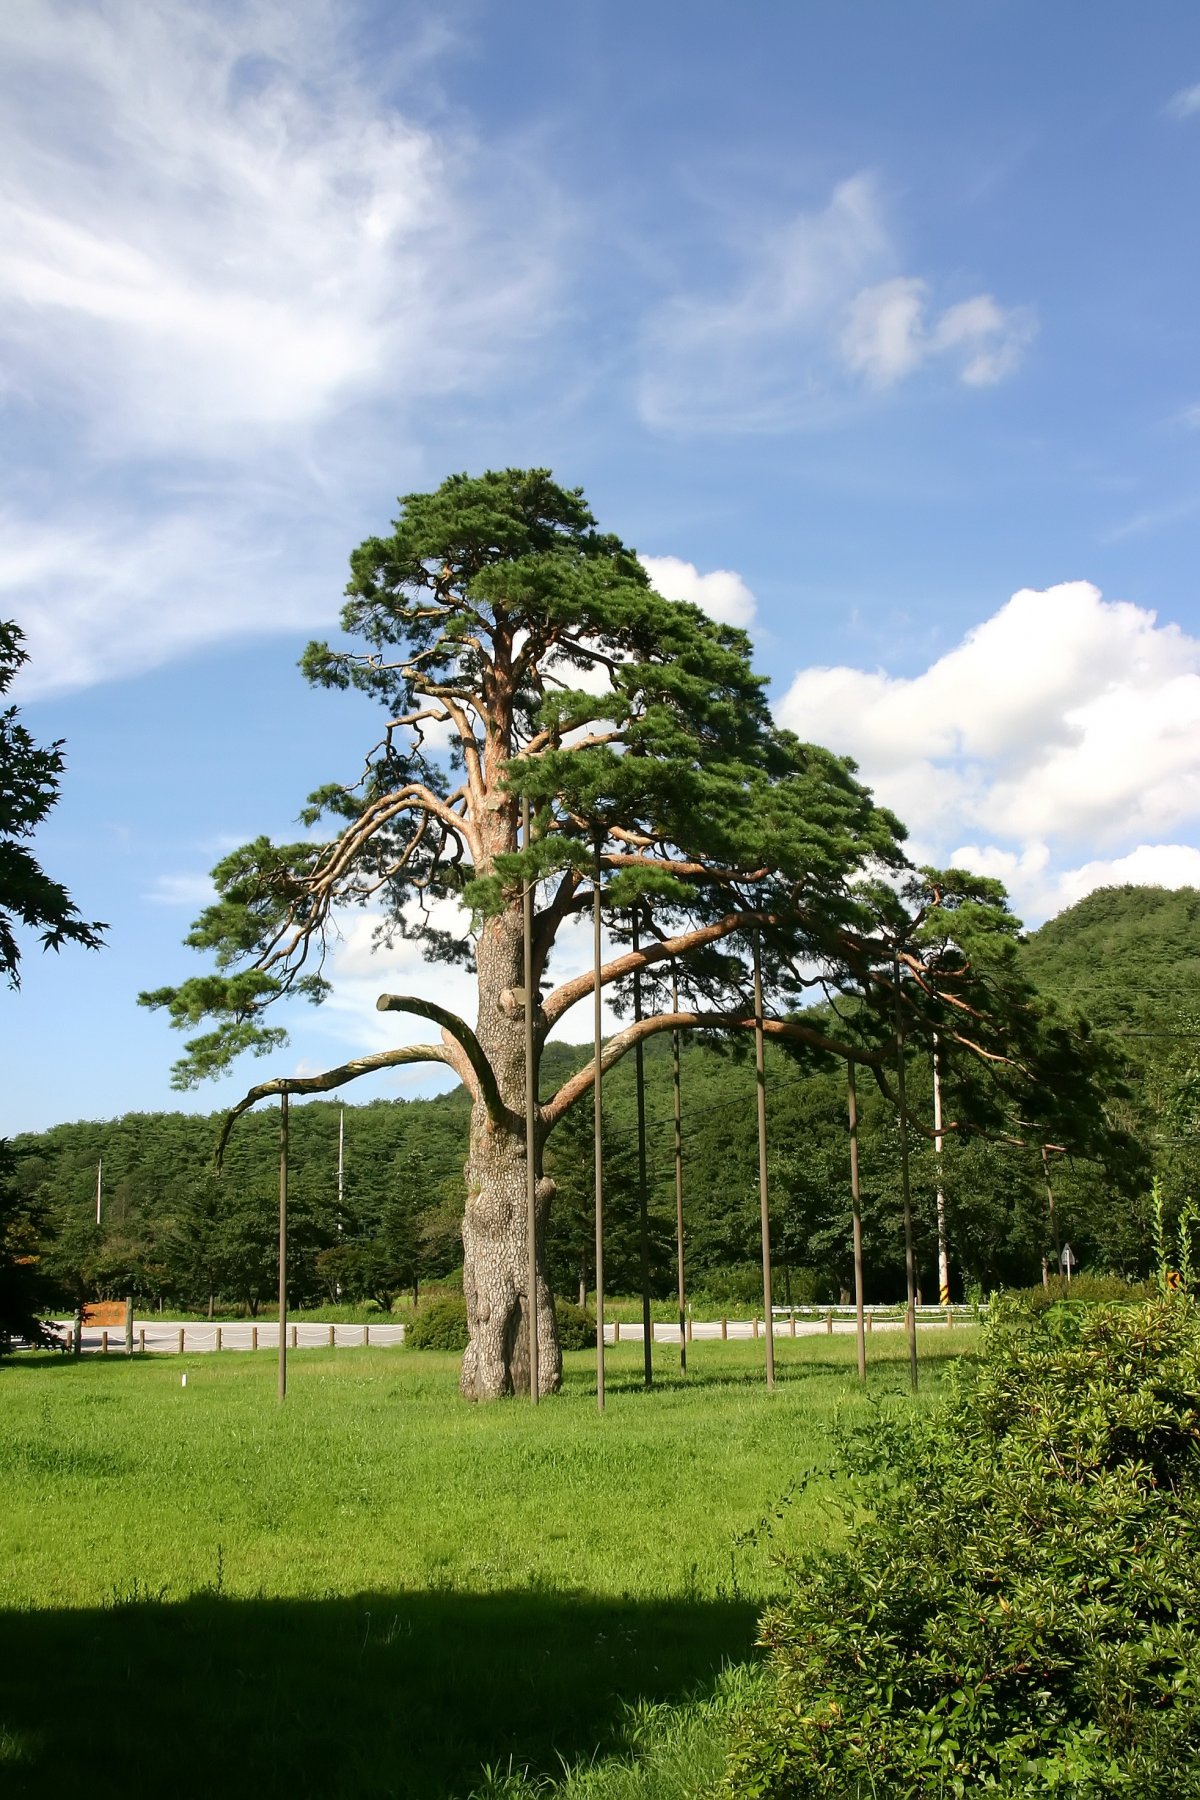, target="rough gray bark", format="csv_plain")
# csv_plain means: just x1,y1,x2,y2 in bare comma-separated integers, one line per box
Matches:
459,909,561,1400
